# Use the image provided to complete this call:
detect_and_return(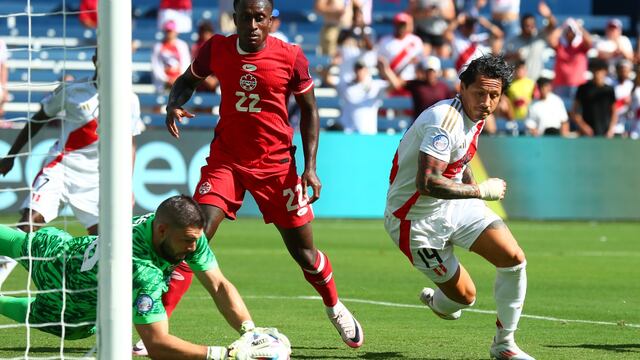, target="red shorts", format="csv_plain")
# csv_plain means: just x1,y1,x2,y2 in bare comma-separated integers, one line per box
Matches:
193,154,314,229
